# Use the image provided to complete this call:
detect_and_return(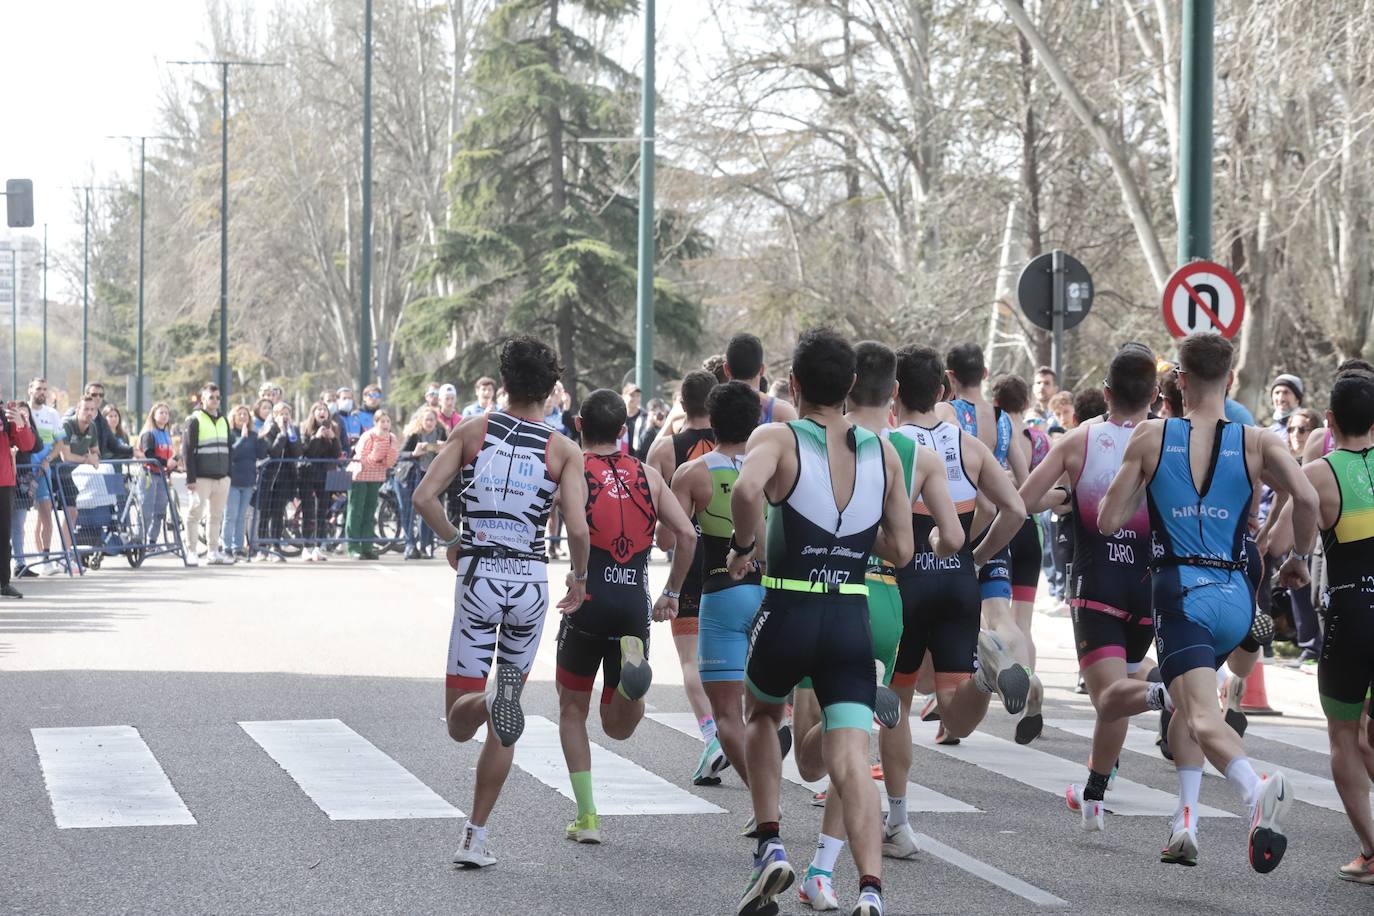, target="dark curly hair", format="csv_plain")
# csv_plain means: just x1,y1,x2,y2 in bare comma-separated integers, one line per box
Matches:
791,328,855,408
708,381,761,445
499,336,562,406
